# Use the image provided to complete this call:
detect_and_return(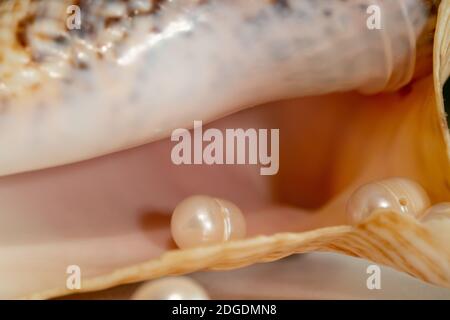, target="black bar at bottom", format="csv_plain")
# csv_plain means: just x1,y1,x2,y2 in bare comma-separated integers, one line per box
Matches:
0,300,447,319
